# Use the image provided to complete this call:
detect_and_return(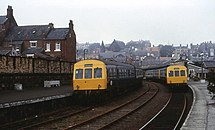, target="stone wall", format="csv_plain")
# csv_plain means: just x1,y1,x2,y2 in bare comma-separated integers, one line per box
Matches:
0,55,73,74
0,55,74,89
